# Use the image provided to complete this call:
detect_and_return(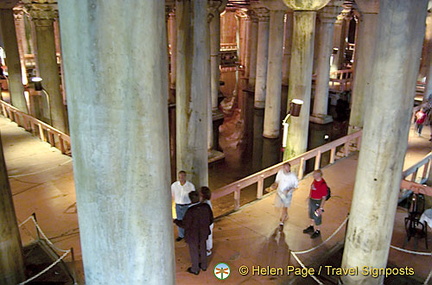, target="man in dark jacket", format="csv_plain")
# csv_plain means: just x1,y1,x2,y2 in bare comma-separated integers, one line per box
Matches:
174,191,213,275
